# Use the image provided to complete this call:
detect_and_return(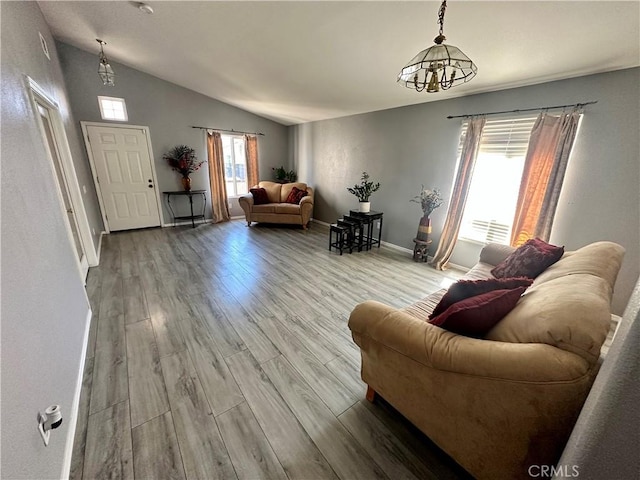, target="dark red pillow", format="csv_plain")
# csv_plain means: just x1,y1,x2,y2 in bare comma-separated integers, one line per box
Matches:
250,187,270,205
285,186,308,204
428,287,526,337
429,277,533,319
491,238,564,279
